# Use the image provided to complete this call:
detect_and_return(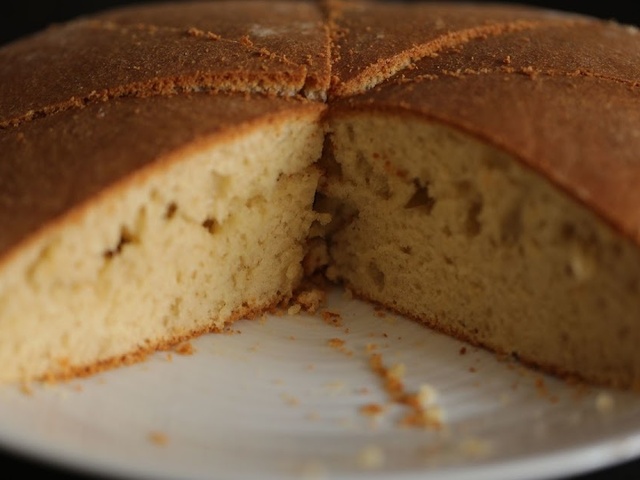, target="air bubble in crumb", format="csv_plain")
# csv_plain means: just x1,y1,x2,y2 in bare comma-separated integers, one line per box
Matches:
357,445,385,469
595,392,615,413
